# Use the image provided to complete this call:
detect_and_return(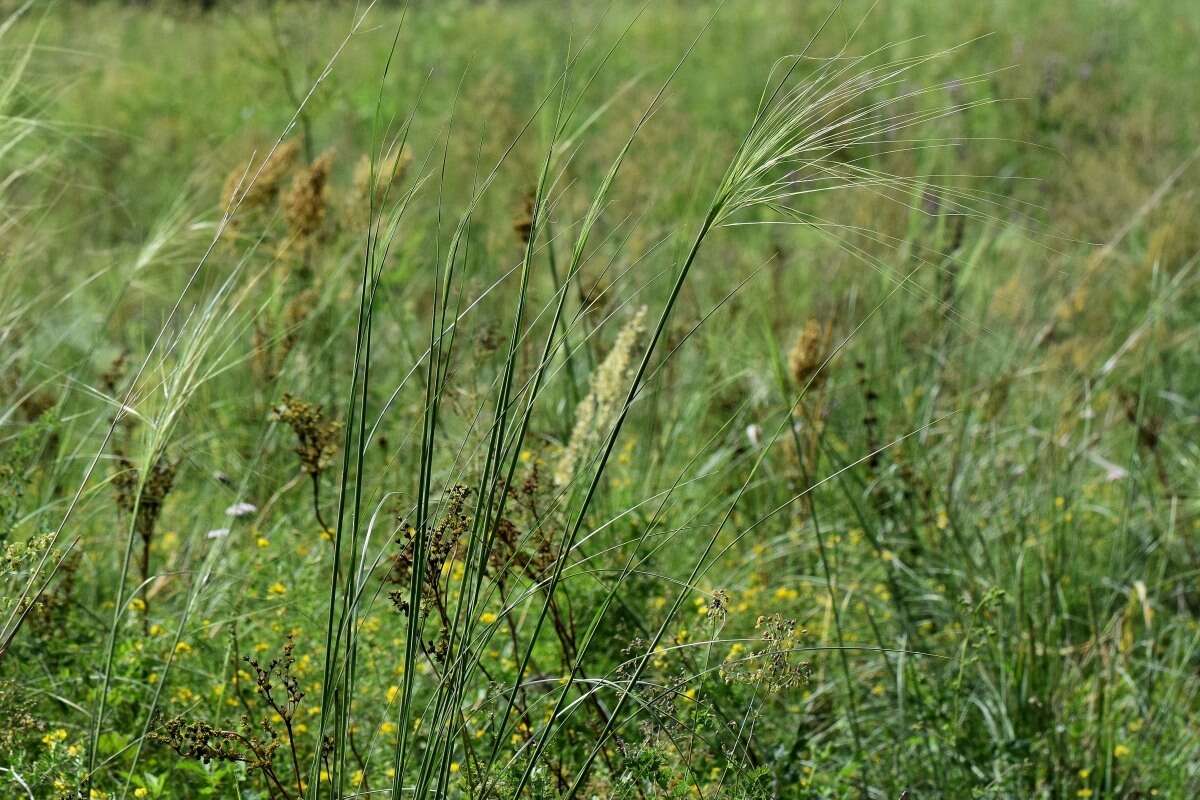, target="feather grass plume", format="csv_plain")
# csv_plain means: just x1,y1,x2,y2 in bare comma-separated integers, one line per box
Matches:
554,306,647,487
